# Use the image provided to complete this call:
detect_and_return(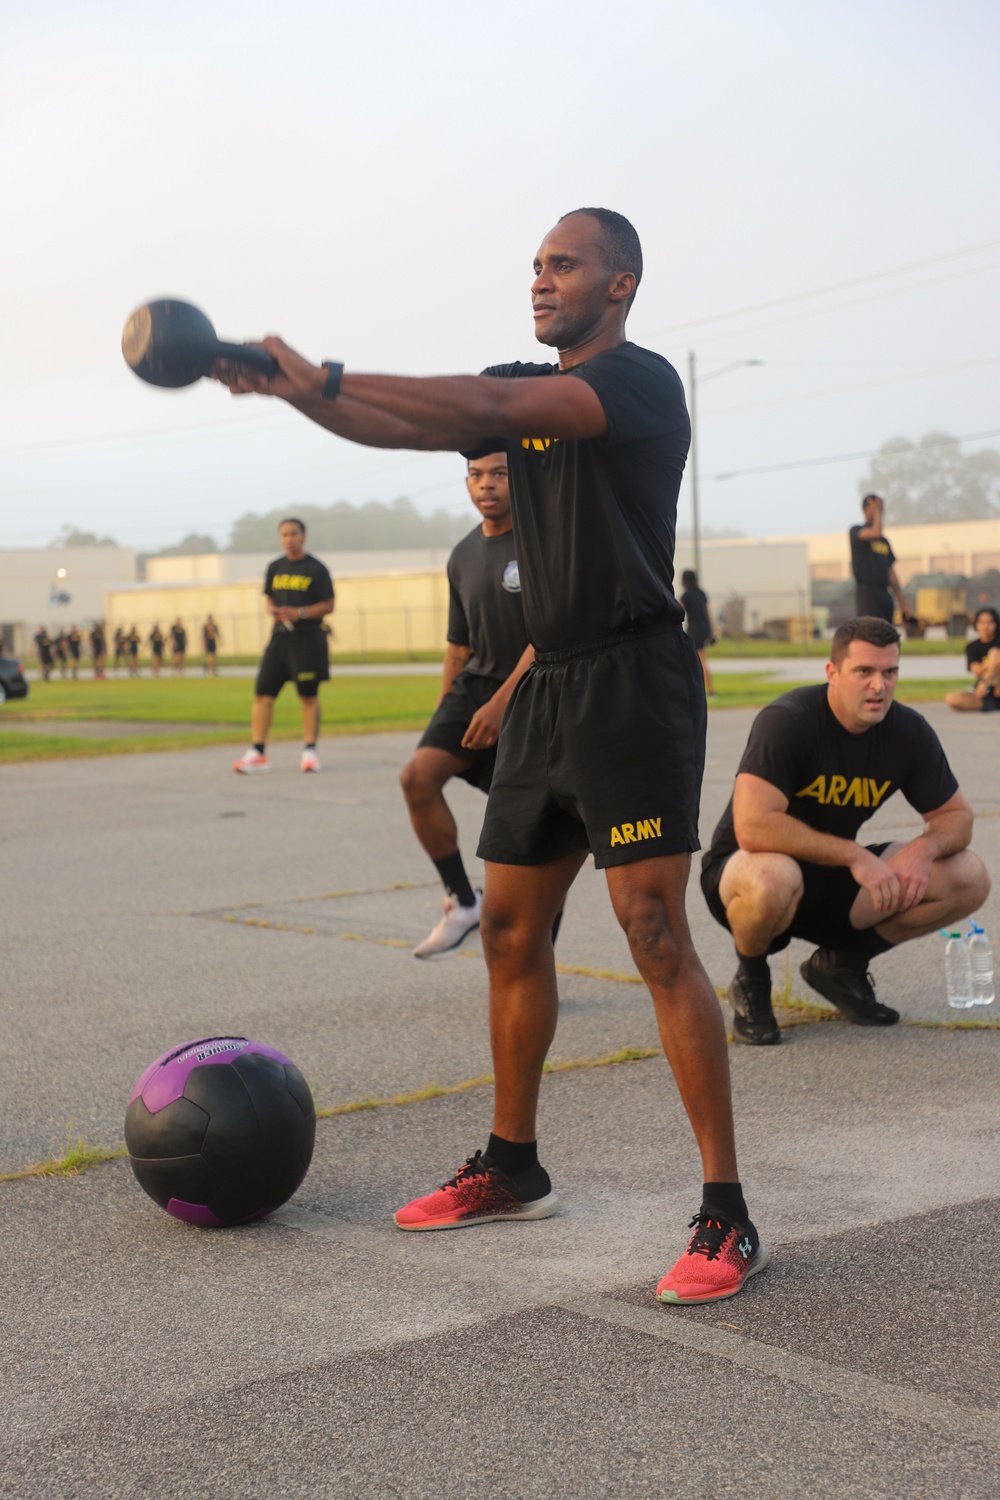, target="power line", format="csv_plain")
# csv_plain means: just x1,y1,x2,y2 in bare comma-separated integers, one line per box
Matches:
703,356,1000,418
680,258,1000,348
655,235,1000,336
710,427,1000,483
0,410,292,458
